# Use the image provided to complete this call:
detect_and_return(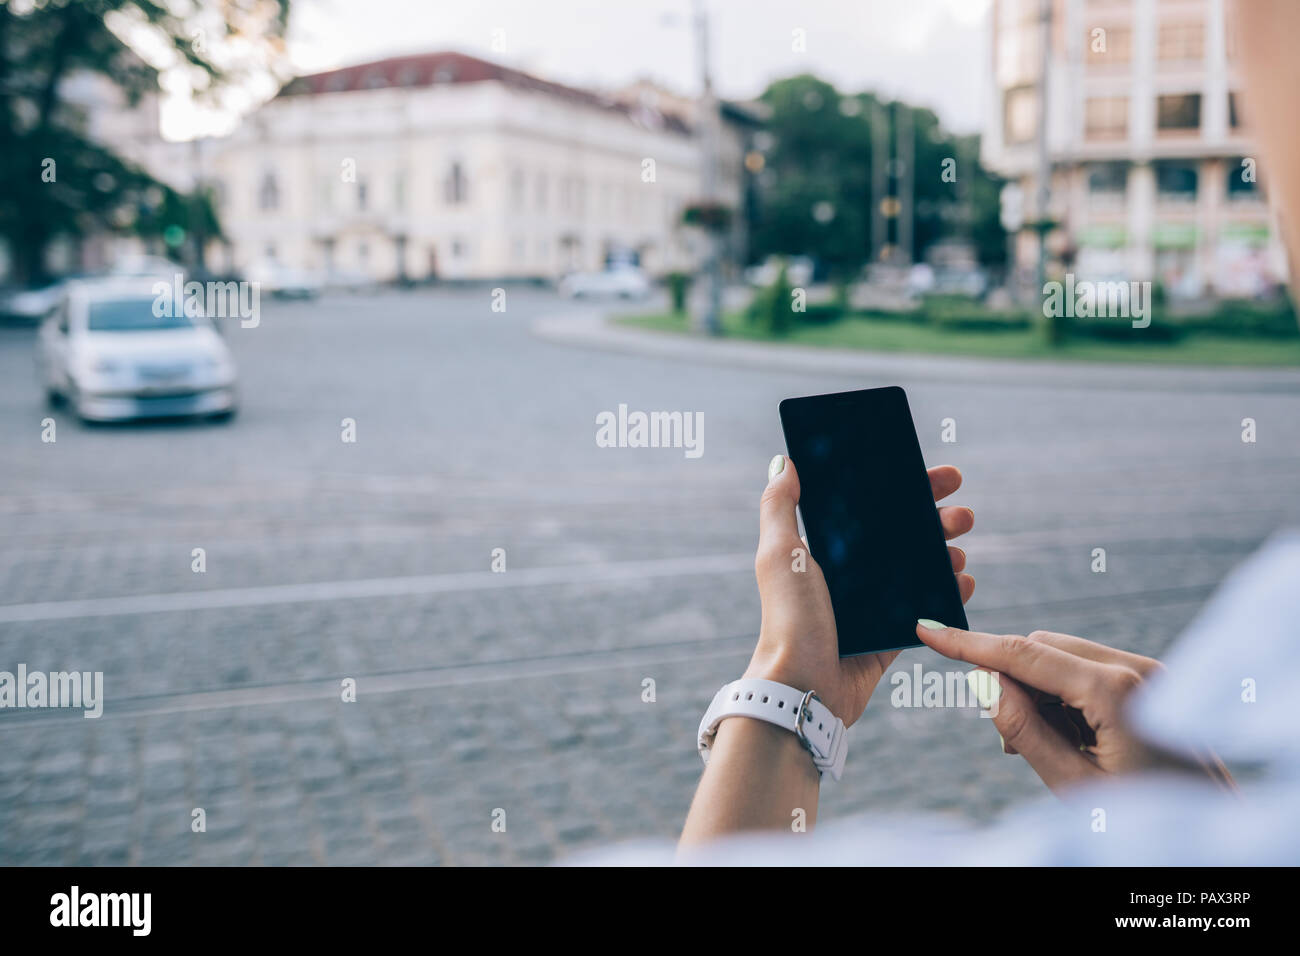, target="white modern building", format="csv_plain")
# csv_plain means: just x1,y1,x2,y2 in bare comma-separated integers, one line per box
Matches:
193,52,758,282
984,0,1289,299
